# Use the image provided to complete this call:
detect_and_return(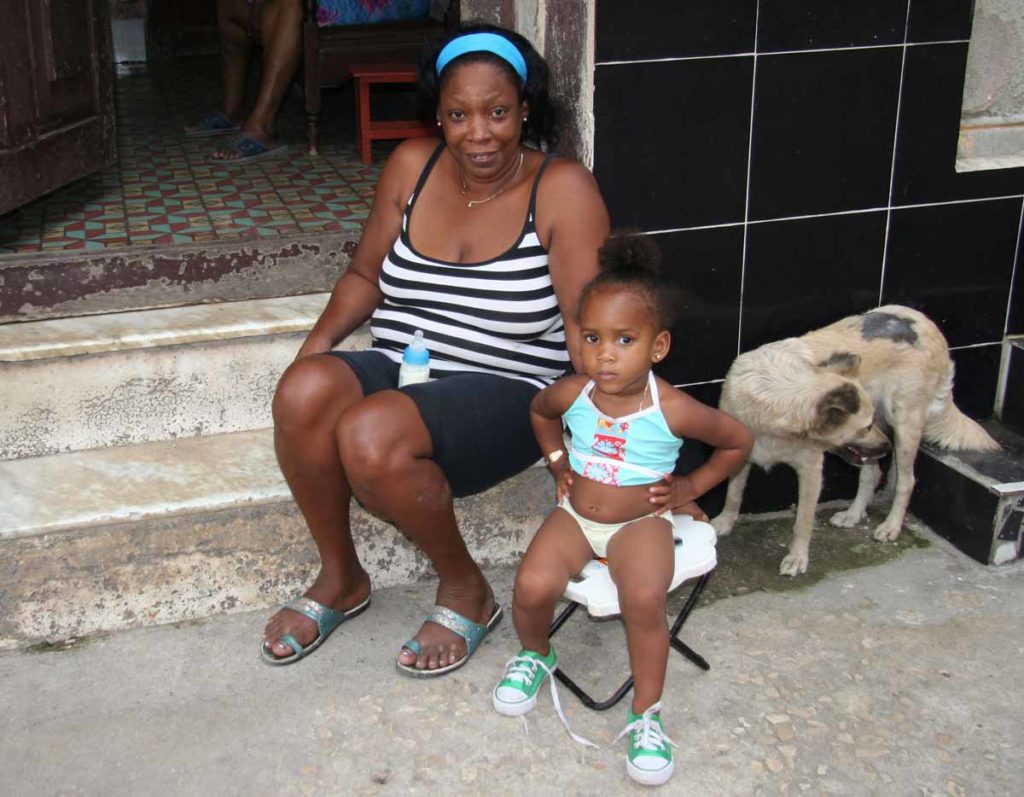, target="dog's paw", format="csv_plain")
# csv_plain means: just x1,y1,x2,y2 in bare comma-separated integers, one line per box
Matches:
872,522,902,542
778,552,808,577
829,507,864,528
710,514,736,537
